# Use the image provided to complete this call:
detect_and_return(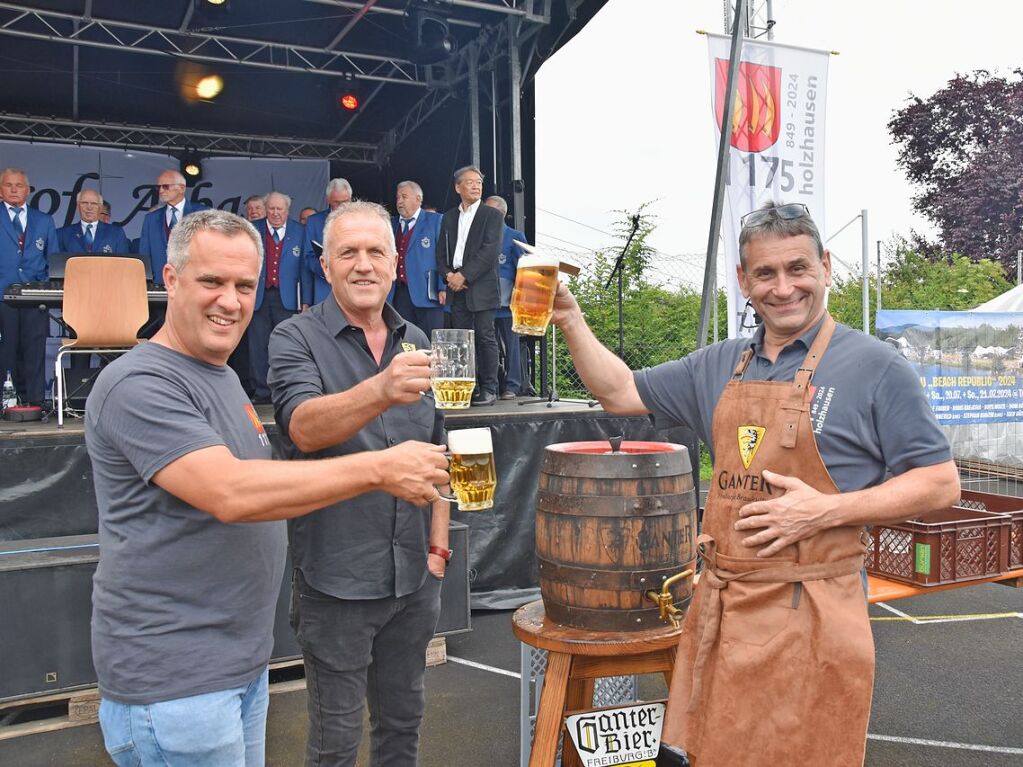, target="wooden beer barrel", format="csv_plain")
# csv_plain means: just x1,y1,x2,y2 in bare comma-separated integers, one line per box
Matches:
536,441,697,632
